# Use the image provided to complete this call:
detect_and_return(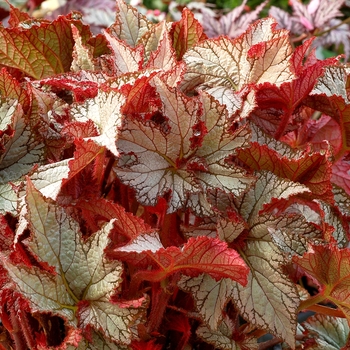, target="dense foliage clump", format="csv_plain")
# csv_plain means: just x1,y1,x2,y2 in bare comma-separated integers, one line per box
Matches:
0,0,350,349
